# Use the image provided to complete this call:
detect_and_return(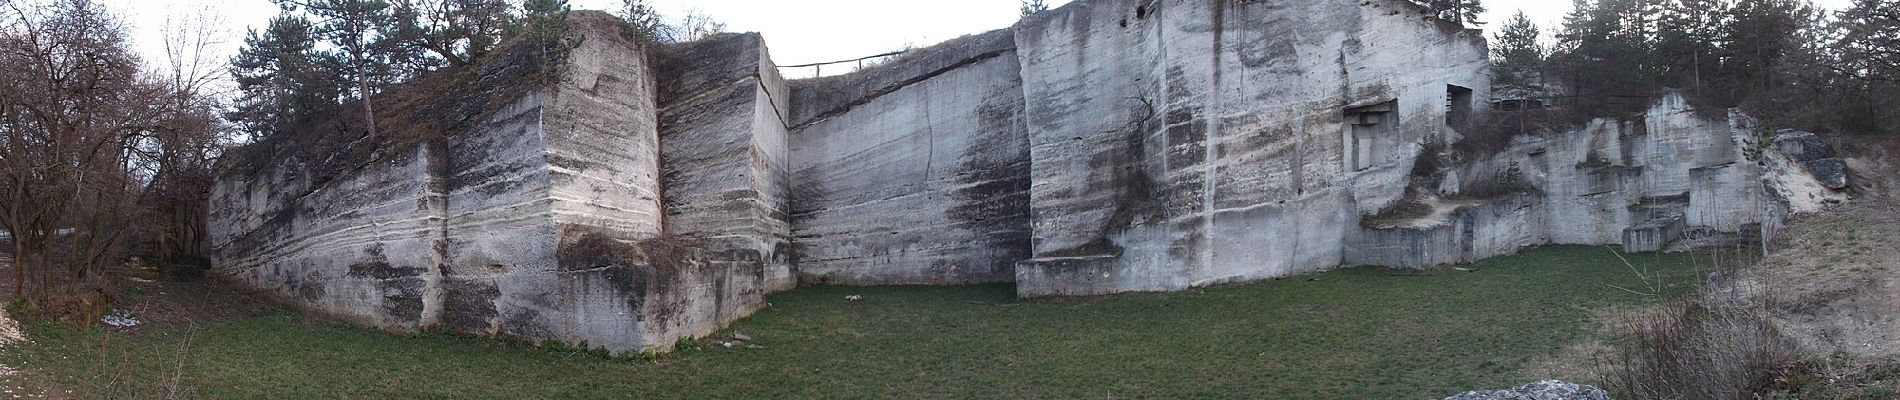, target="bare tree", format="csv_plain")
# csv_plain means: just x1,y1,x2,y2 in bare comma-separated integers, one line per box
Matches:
667,10,726,43
0,0,159,318
139,2,234,272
